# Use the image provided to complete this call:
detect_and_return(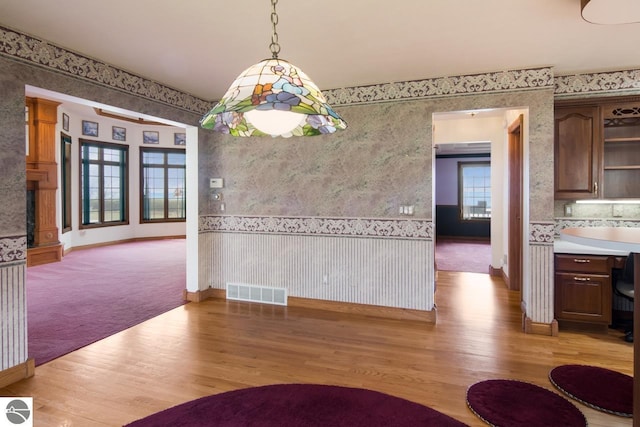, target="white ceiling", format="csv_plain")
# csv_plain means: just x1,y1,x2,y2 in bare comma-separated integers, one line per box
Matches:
2,0,639,102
